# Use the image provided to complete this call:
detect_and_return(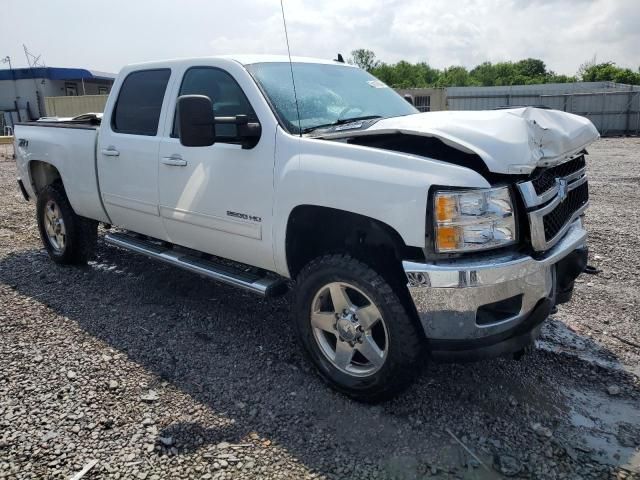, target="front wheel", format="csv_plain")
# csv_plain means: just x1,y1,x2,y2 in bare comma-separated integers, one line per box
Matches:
293,254,424,402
